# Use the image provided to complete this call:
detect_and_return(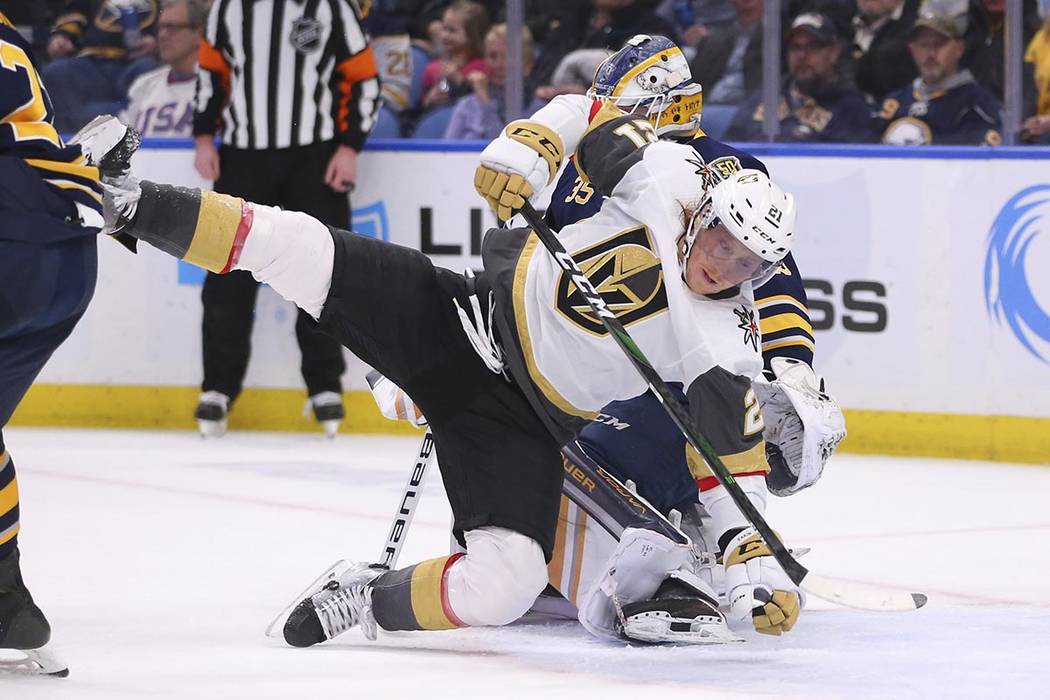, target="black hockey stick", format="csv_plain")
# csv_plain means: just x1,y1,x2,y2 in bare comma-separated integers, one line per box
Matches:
519,201,926,612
